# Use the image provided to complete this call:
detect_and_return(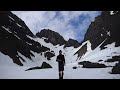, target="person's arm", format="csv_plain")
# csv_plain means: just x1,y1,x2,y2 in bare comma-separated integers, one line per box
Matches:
63,55,66,66
56,56,59,62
